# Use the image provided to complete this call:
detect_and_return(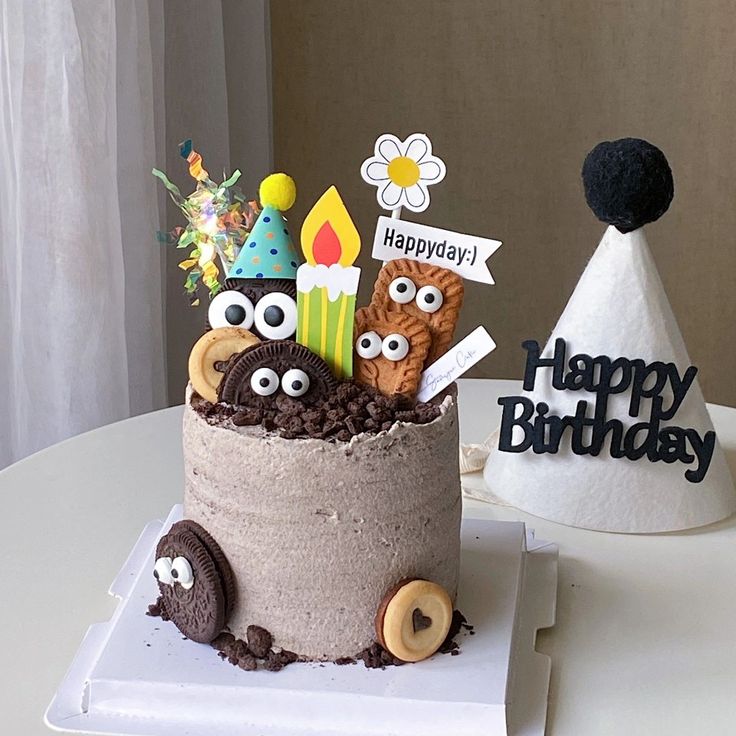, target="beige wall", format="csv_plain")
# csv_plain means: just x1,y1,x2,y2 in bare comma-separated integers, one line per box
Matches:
270,0,736,405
